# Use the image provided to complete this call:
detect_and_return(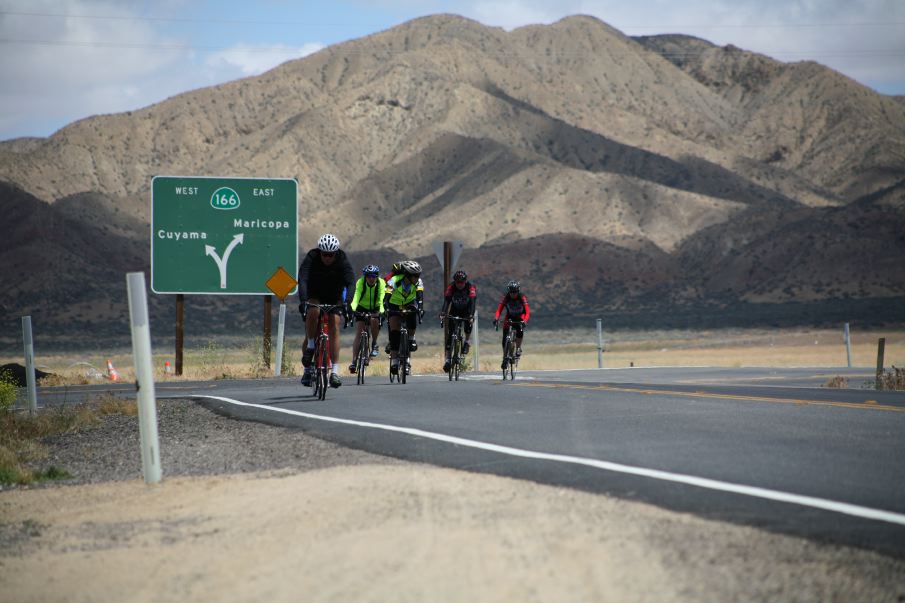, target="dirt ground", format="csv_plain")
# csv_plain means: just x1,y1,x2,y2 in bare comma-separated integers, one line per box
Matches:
3,464,905,603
